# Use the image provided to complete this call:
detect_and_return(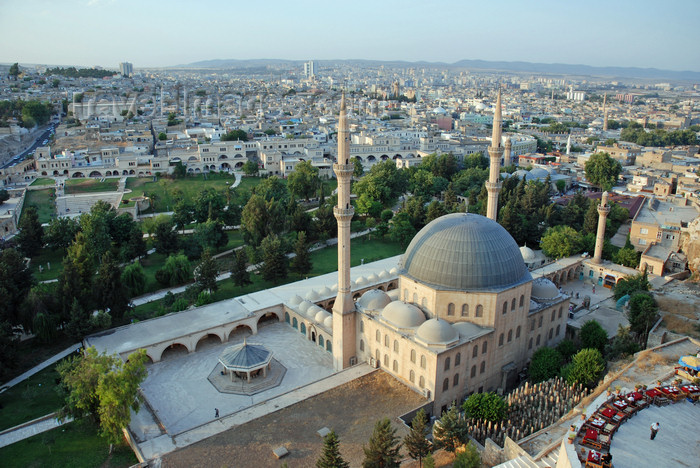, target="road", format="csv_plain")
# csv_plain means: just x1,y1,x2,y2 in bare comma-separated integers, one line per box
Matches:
0,121,57,170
